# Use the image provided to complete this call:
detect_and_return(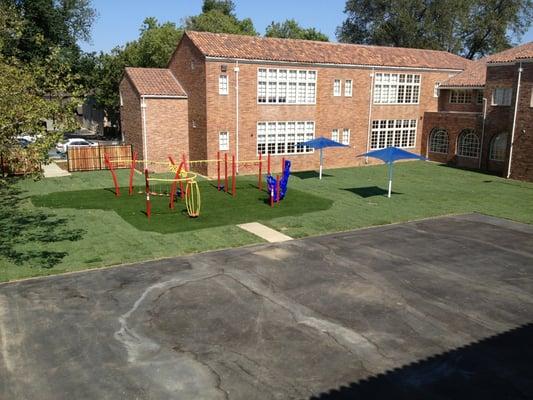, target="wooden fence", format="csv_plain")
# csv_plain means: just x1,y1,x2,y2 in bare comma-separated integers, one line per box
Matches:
67,145,133,172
